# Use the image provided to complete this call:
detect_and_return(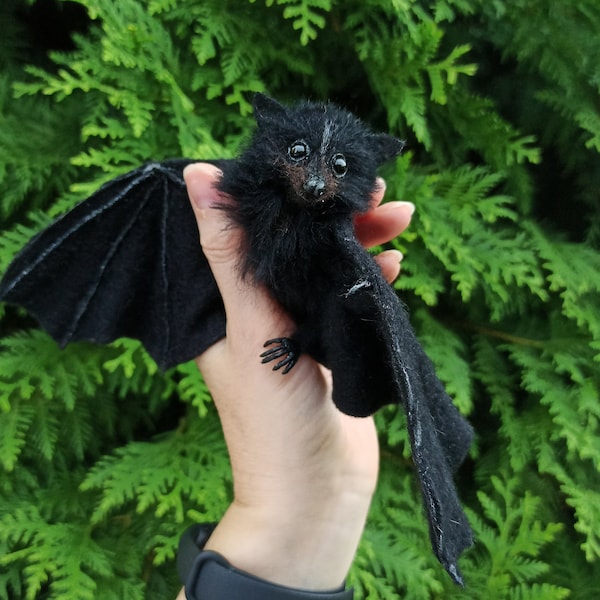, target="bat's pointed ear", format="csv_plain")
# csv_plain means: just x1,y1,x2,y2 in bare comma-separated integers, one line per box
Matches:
253,93,287,126
372,133,406,164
